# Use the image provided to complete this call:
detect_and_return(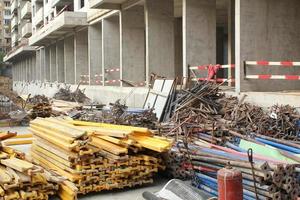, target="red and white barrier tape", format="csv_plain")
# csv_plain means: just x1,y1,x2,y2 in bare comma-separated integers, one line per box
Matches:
80,75,89,78
105,68,120,73
190,64,235,70
246,75,300,80
246,61,300,66
192,78,235,83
